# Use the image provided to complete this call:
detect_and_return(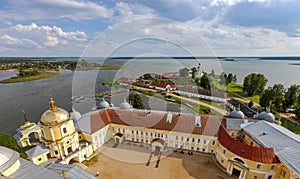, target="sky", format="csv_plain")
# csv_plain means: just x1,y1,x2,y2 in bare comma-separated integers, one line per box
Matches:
0,0,300,57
